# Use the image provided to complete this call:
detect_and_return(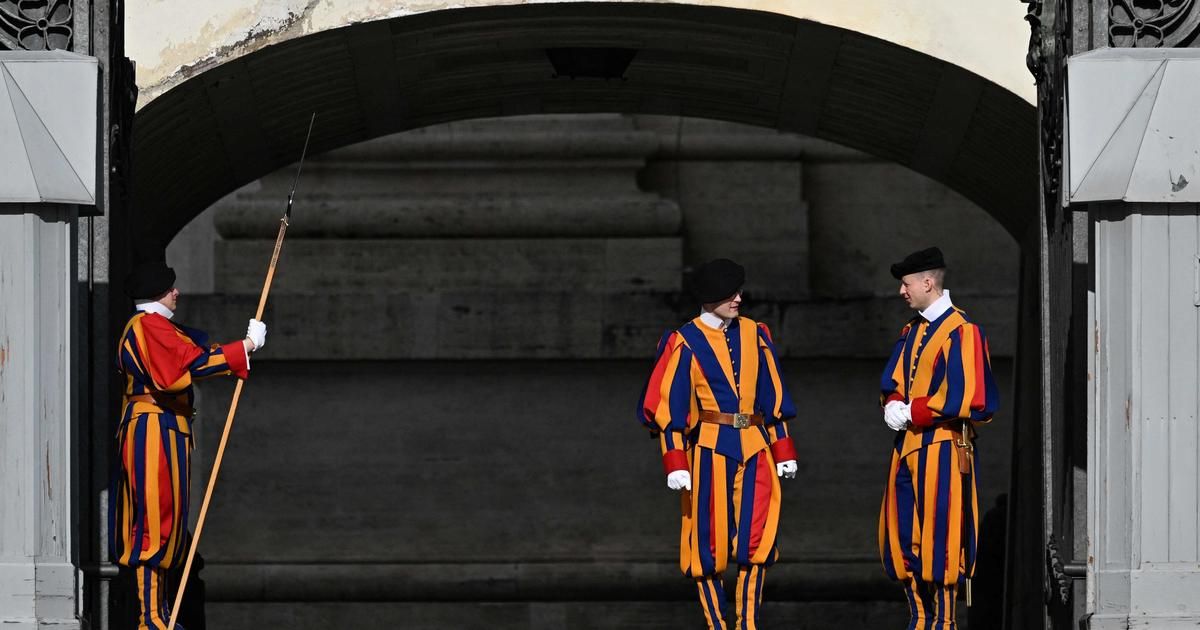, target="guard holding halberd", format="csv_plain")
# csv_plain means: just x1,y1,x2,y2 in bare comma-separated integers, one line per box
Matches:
877,246,1000,629
638,258,799,630
110,255,267,630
